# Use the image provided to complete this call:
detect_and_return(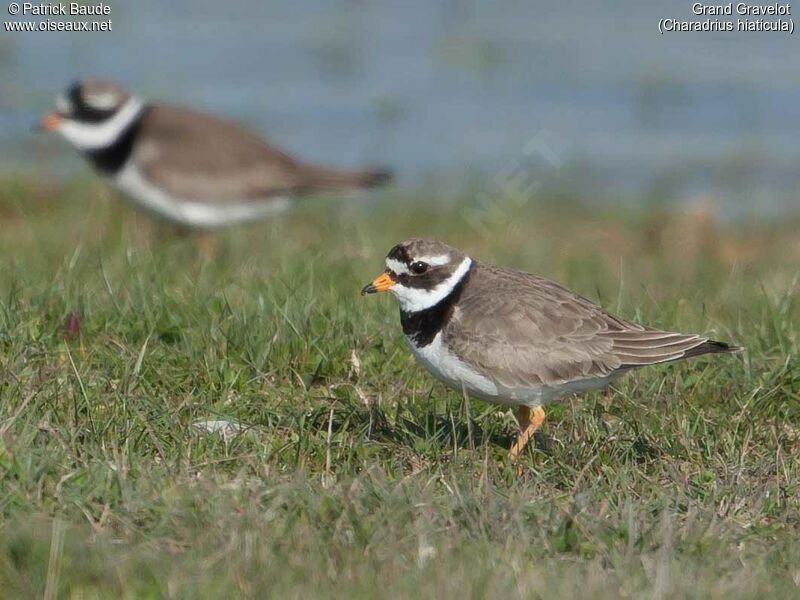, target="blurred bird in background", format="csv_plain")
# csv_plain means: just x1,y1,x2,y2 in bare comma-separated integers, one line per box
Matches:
38,78,393,240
